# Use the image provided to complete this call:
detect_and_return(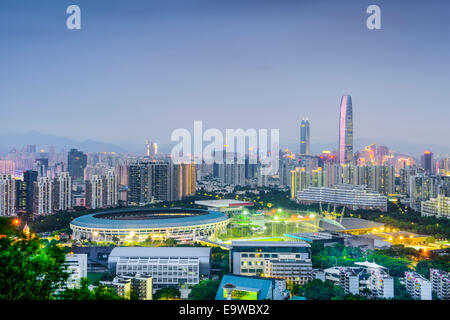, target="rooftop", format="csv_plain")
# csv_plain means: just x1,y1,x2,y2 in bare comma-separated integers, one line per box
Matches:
109,246,211,258
215,275,277,300
231,241,310,248
195,200,254,208
320,218,384,232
